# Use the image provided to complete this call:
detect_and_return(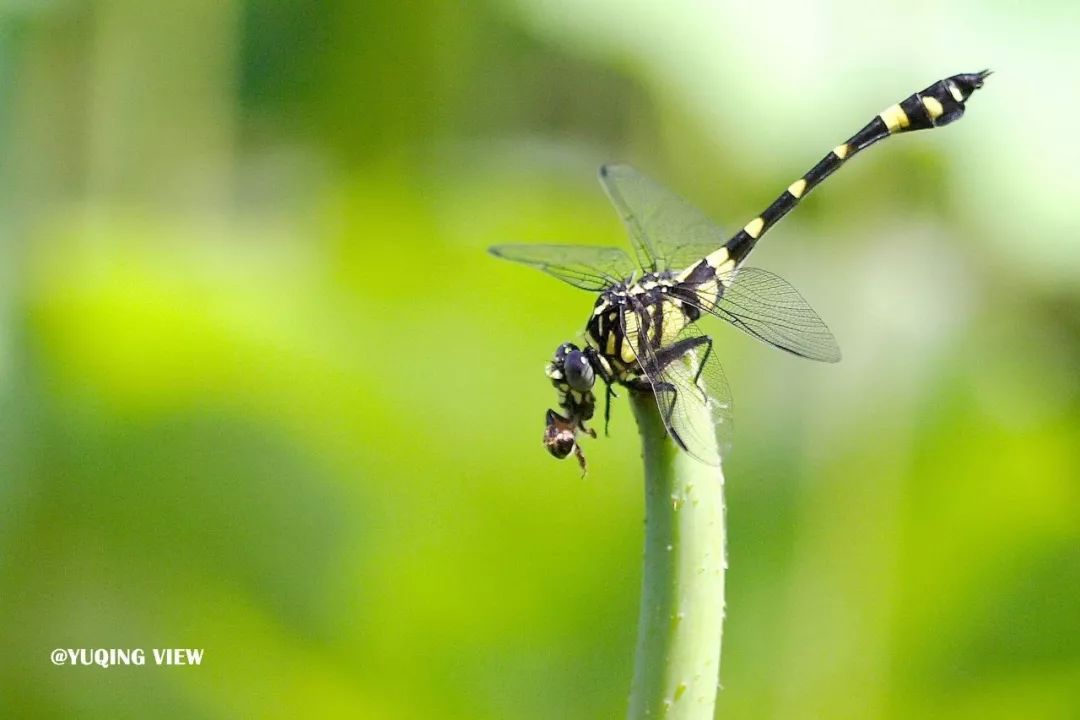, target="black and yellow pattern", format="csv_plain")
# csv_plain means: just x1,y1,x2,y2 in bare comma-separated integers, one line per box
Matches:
716,70,991,269
491,70,989,470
